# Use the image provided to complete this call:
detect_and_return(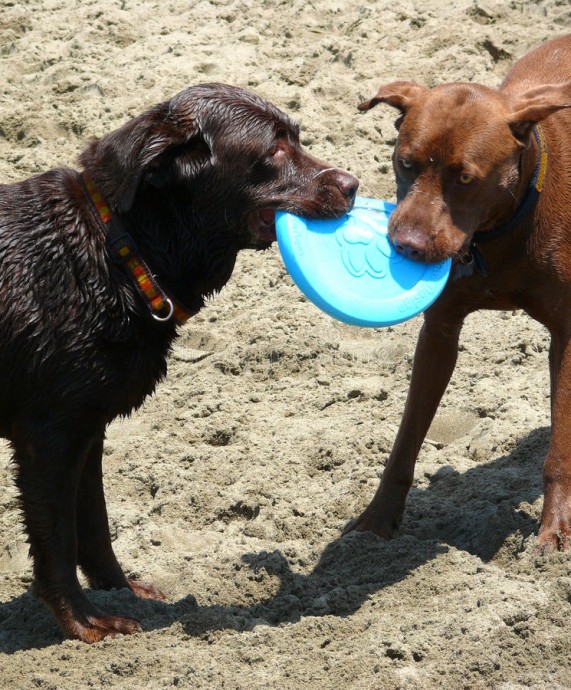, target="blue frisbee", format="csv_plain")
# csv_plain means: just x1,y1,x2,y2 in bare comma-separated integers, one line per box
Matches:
276,196,452,328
